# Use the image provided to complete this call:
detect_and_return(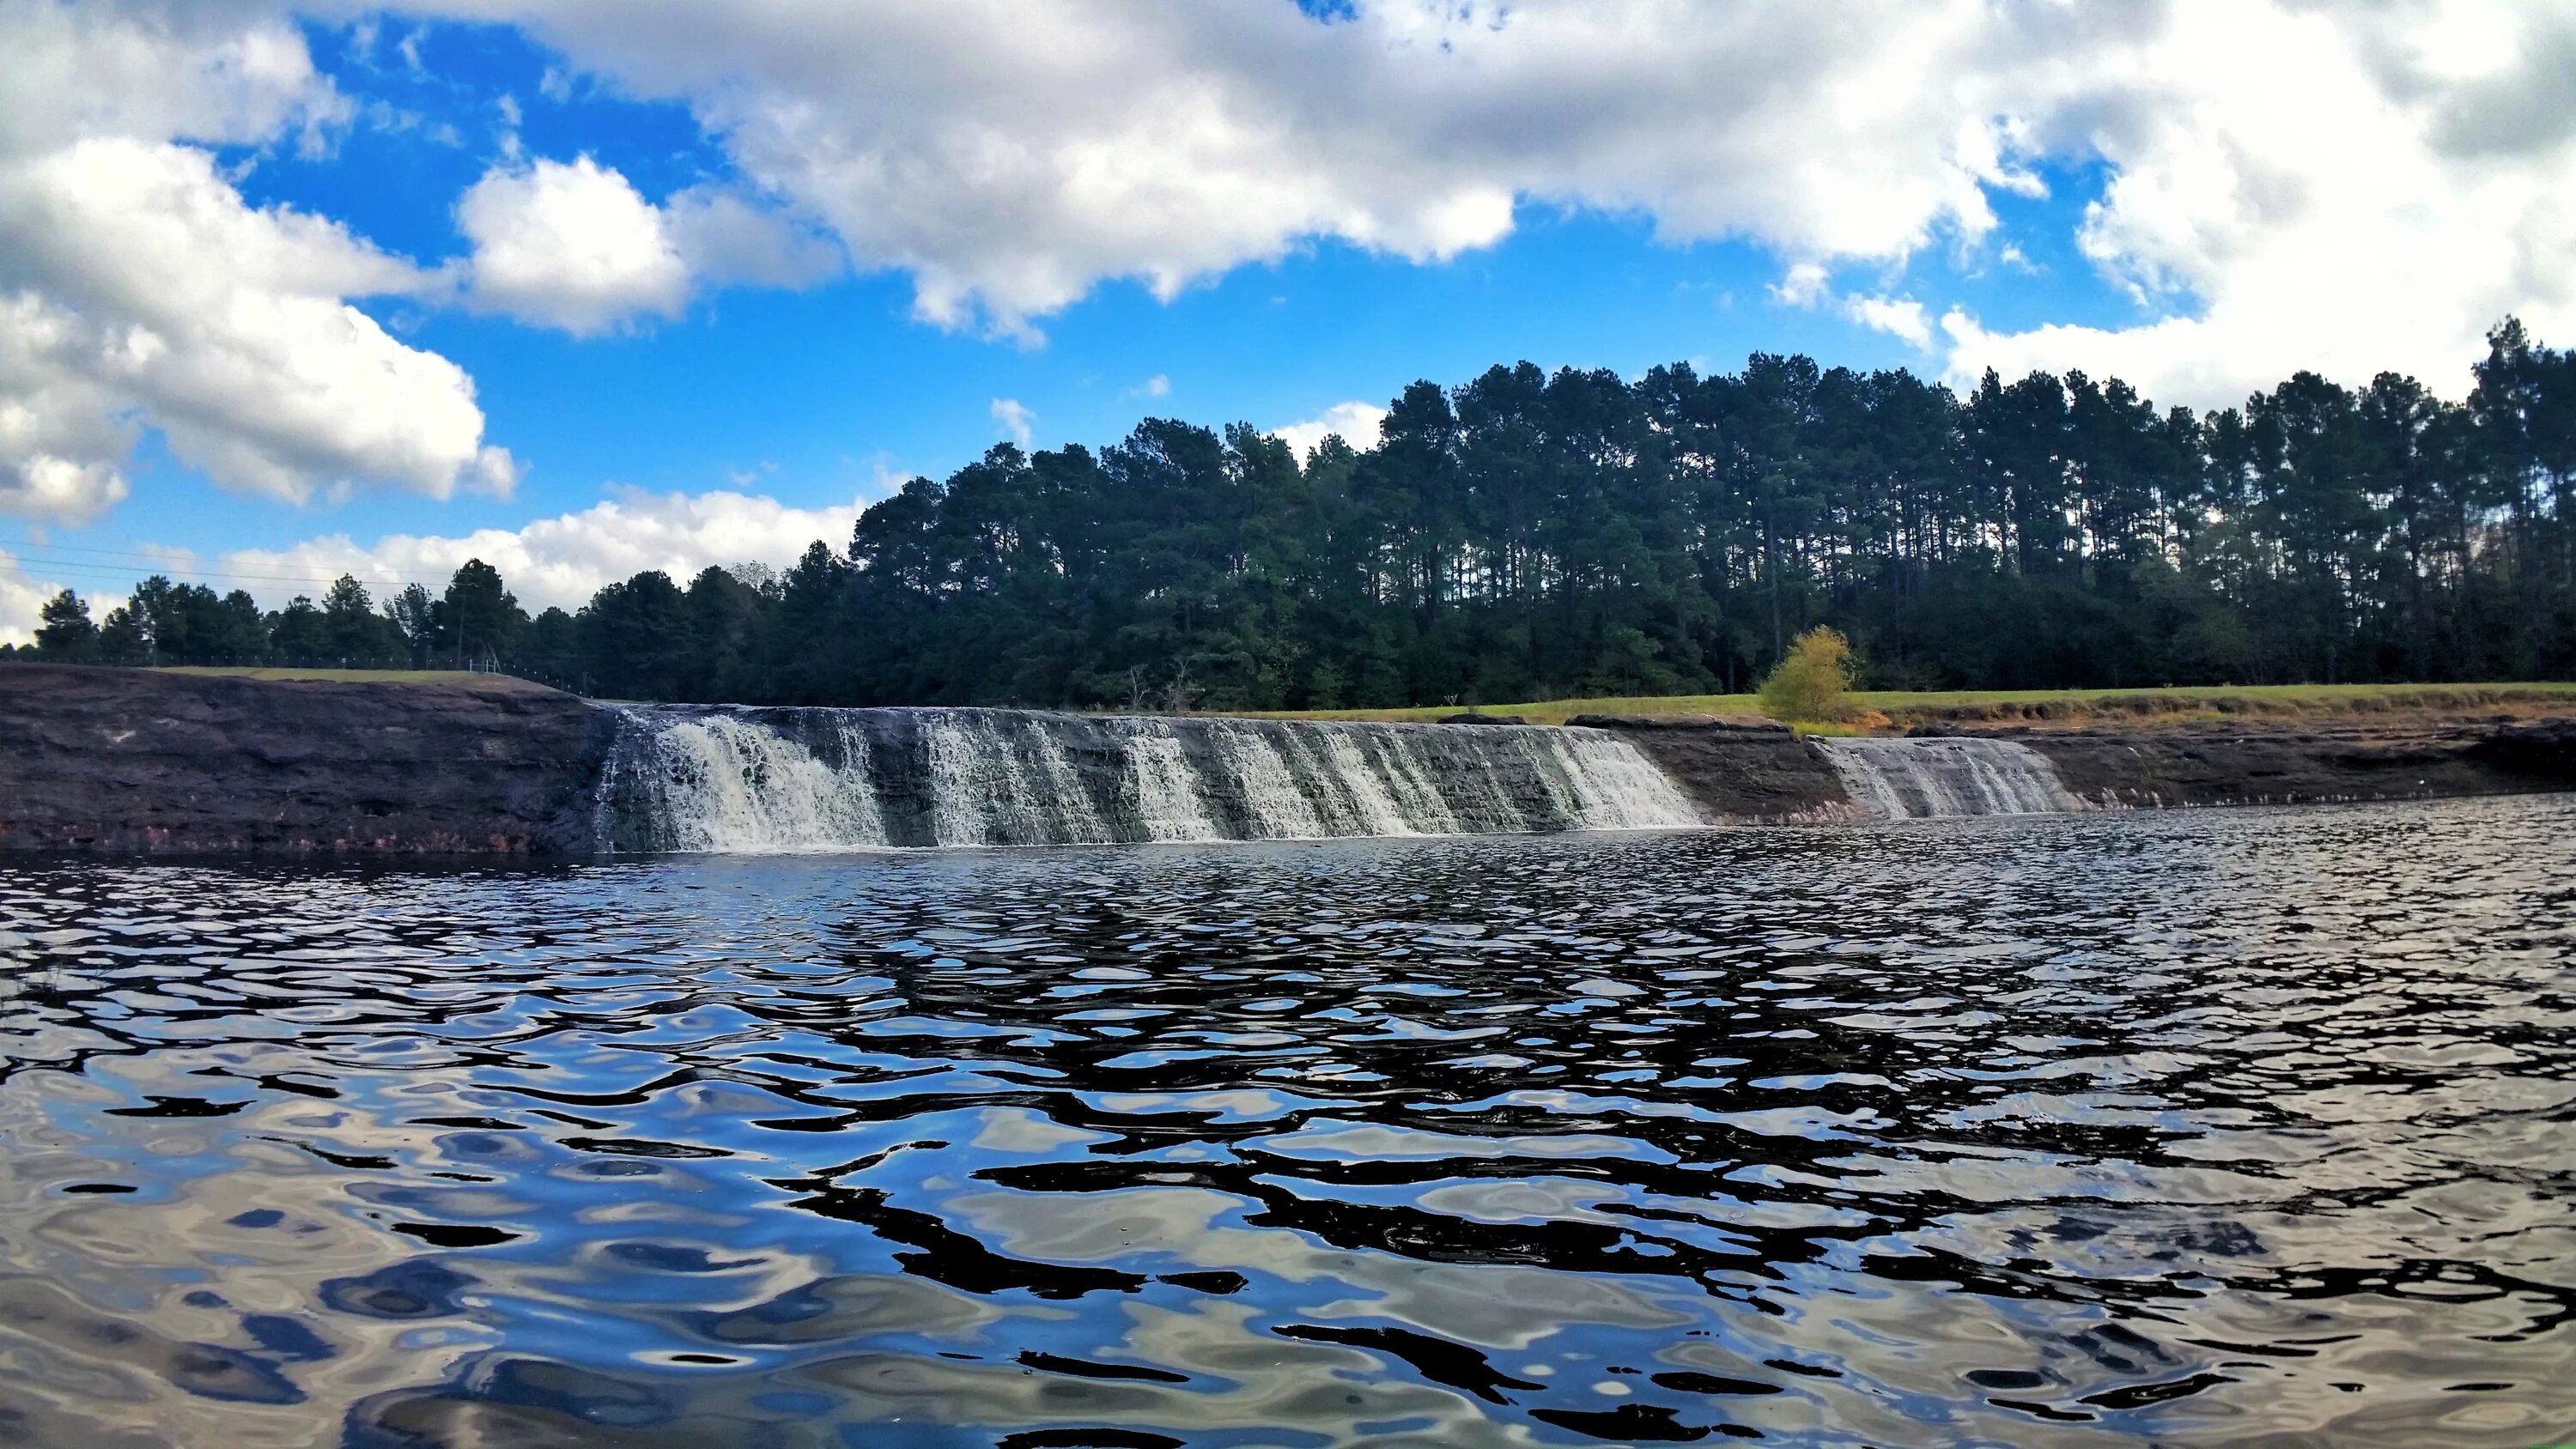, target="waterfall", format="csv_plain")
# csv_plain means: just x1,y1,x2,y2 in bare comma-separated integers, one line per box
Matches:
1814,736,2081,819
1117,719,1220,842
613,712,888,852
596,706,1704,853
